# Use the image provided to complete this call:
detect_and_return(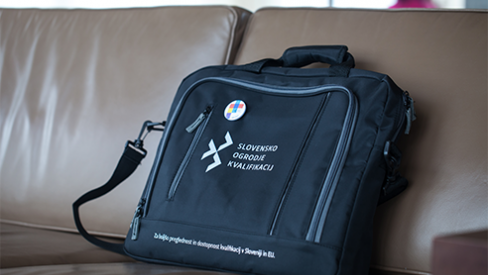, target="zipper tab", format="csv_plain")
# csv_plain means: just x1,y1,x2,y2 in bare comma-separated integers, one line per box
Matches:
131,214,140,241
404,92,416,135
168,106,212,200
130,200,145,241
186,107,212,133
